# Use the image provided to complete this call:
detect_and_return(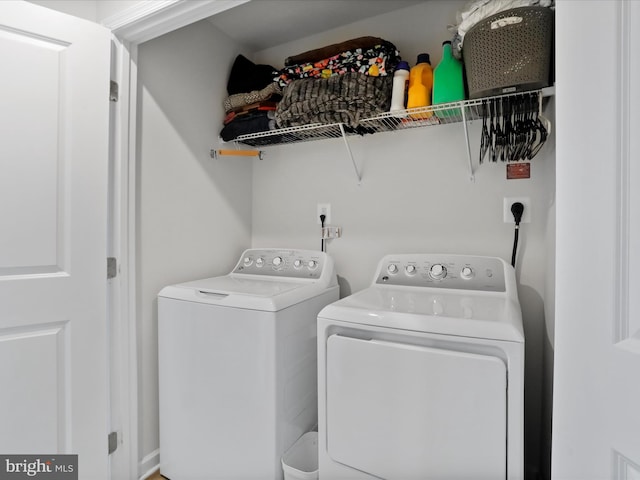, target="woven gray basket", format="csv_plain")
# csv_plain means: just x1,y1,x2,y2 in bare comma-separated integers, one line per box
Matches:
463,6,553,99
